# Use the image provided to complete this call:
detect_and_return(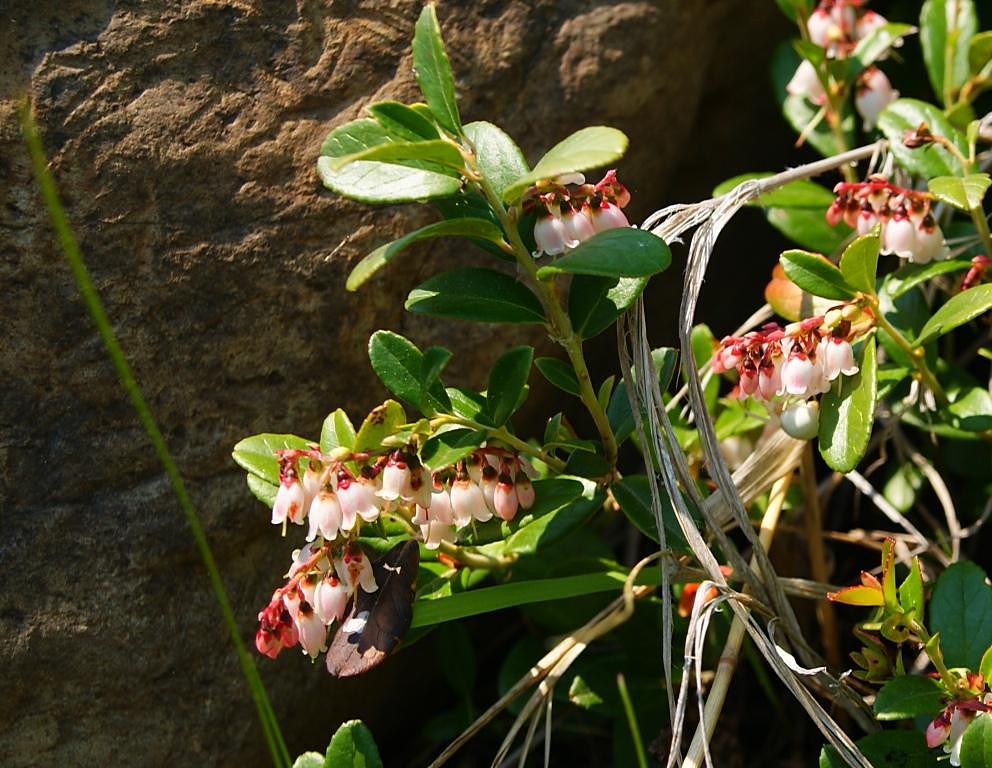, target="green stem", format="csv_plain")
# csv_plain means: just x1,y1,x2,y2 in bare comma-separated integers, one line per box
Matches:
969,204,992,259
871,309,949,407
823,88,856,182
19,101,291,768
912,620,958,691
616,673,649,768
464,160,619,474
